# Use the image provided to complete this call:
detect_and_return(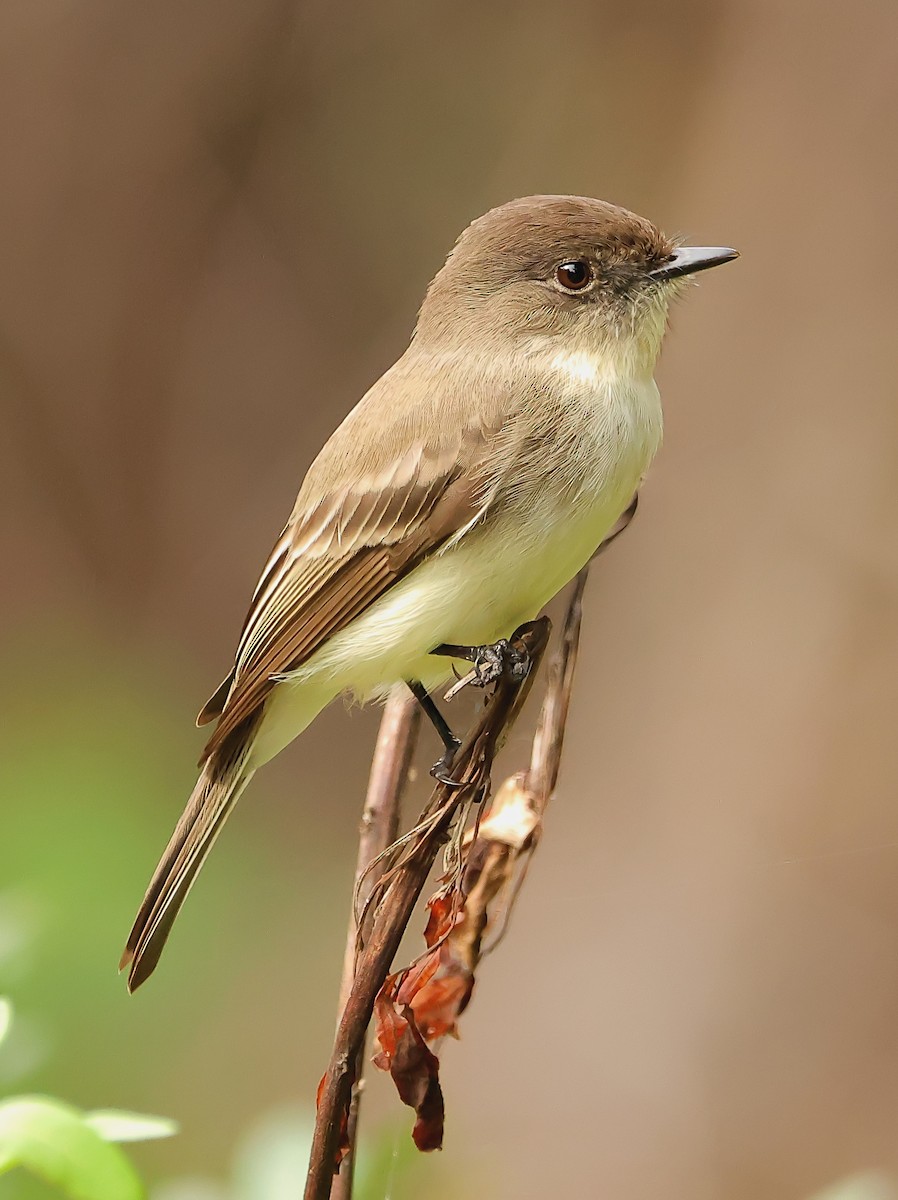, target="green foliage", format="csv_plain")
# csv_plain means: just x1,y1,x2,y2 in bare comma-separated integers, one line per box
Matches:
83,1112,178,1145
0,1095,145,1200
0,999,11,1047
0,996,176,1199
